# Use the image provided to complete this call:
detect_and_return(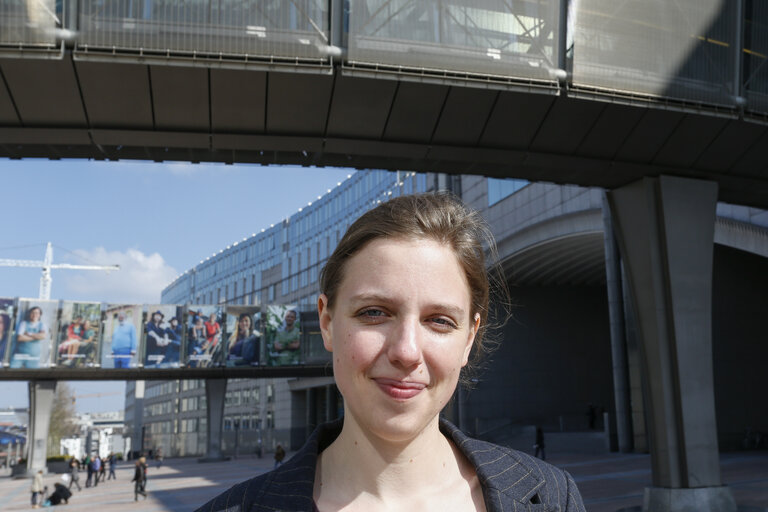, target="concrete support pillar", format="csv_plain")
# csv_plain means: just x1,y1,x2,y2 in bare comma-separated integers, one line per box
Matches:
27,380,56,476
200,379,227,462
607,176,736,512
602,194,634,453
622,265,649,453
